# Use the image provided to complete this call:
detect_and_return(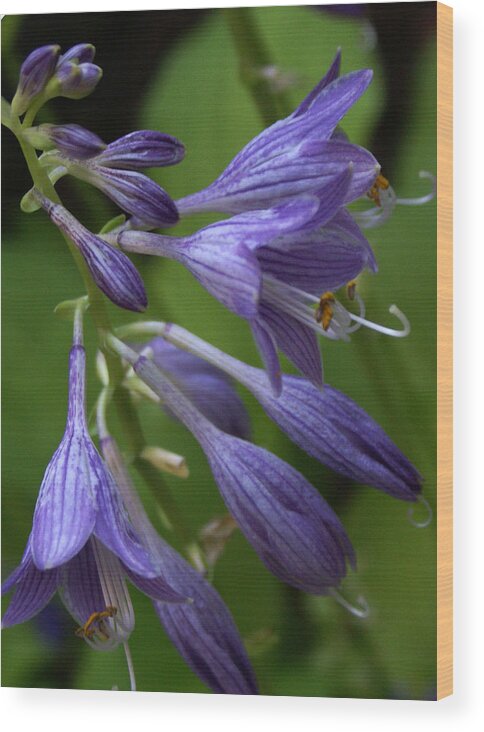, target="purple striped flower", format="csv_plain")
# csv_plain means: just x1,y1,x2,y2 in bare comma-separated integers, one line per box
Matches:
119,174,379,393
2,318,185,651
12,45,61,116
176,51,379,216
35,192,147,312
54,60,103,100
100,434,257,694
145,325,422,503
37,127,182,227
112,339,355,595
